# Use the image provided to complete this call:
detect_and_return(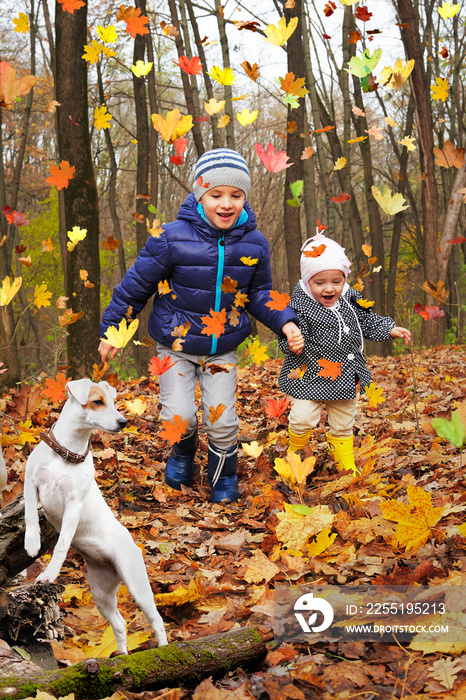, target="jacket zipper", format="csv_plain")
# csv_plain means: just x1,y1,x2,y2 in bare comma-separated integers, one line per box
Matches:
211,234,225,354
